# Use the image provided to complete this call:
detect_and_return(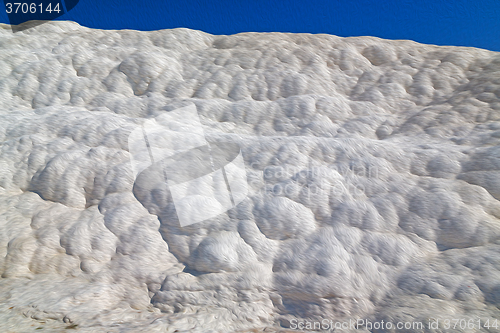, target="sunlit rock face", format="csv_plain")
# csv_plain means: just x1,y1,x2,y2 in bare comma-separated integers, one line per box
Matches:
1,21,500,332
